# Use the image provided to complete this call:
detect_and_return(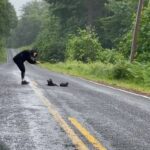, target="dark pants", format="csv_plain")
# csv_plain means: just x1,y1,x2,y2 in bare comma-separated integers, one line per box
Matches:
13,58,25,80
